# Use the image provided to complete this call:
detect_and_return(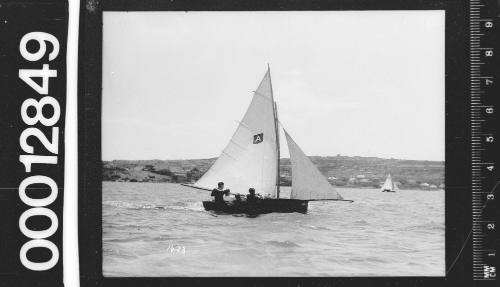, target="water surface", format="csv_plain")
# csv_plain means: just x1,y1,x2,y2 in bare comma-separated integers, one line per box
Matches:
103,182,444,276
